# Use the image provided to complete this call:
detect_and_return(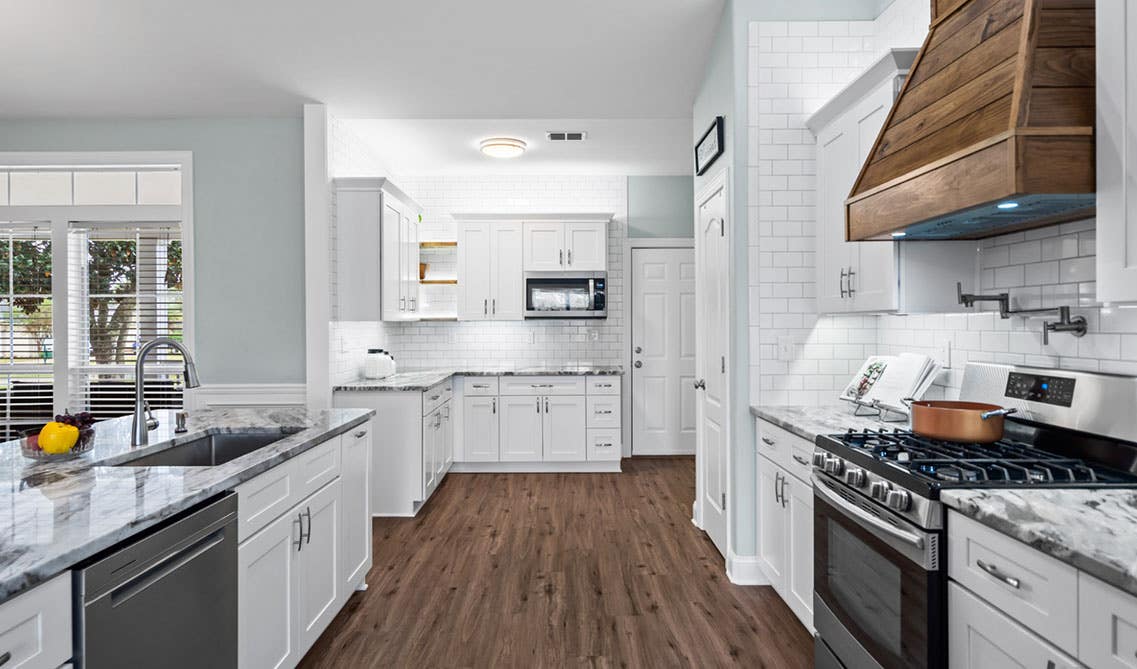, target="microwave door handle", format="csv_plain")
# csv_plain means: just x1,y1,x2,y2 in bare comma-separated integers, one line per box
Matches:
812,474,924,549
588,279,595,311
